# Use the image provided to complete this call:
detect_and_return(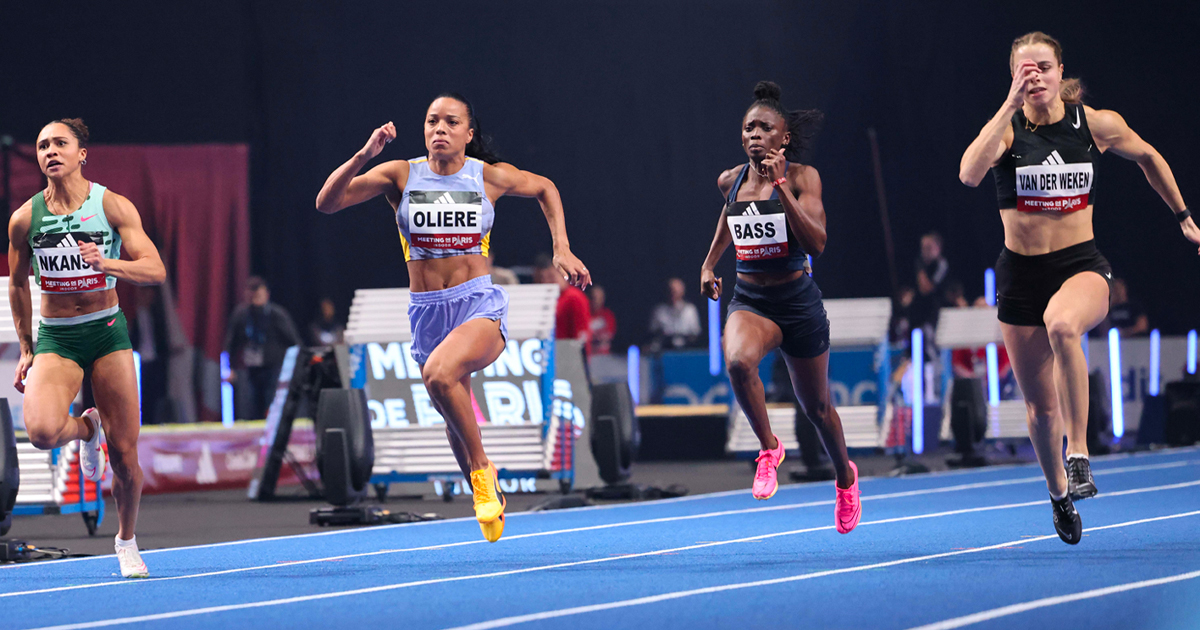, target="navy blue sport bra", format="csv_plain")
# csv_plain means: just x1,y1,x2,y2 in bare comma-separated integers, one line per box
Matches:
724,162,809,274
